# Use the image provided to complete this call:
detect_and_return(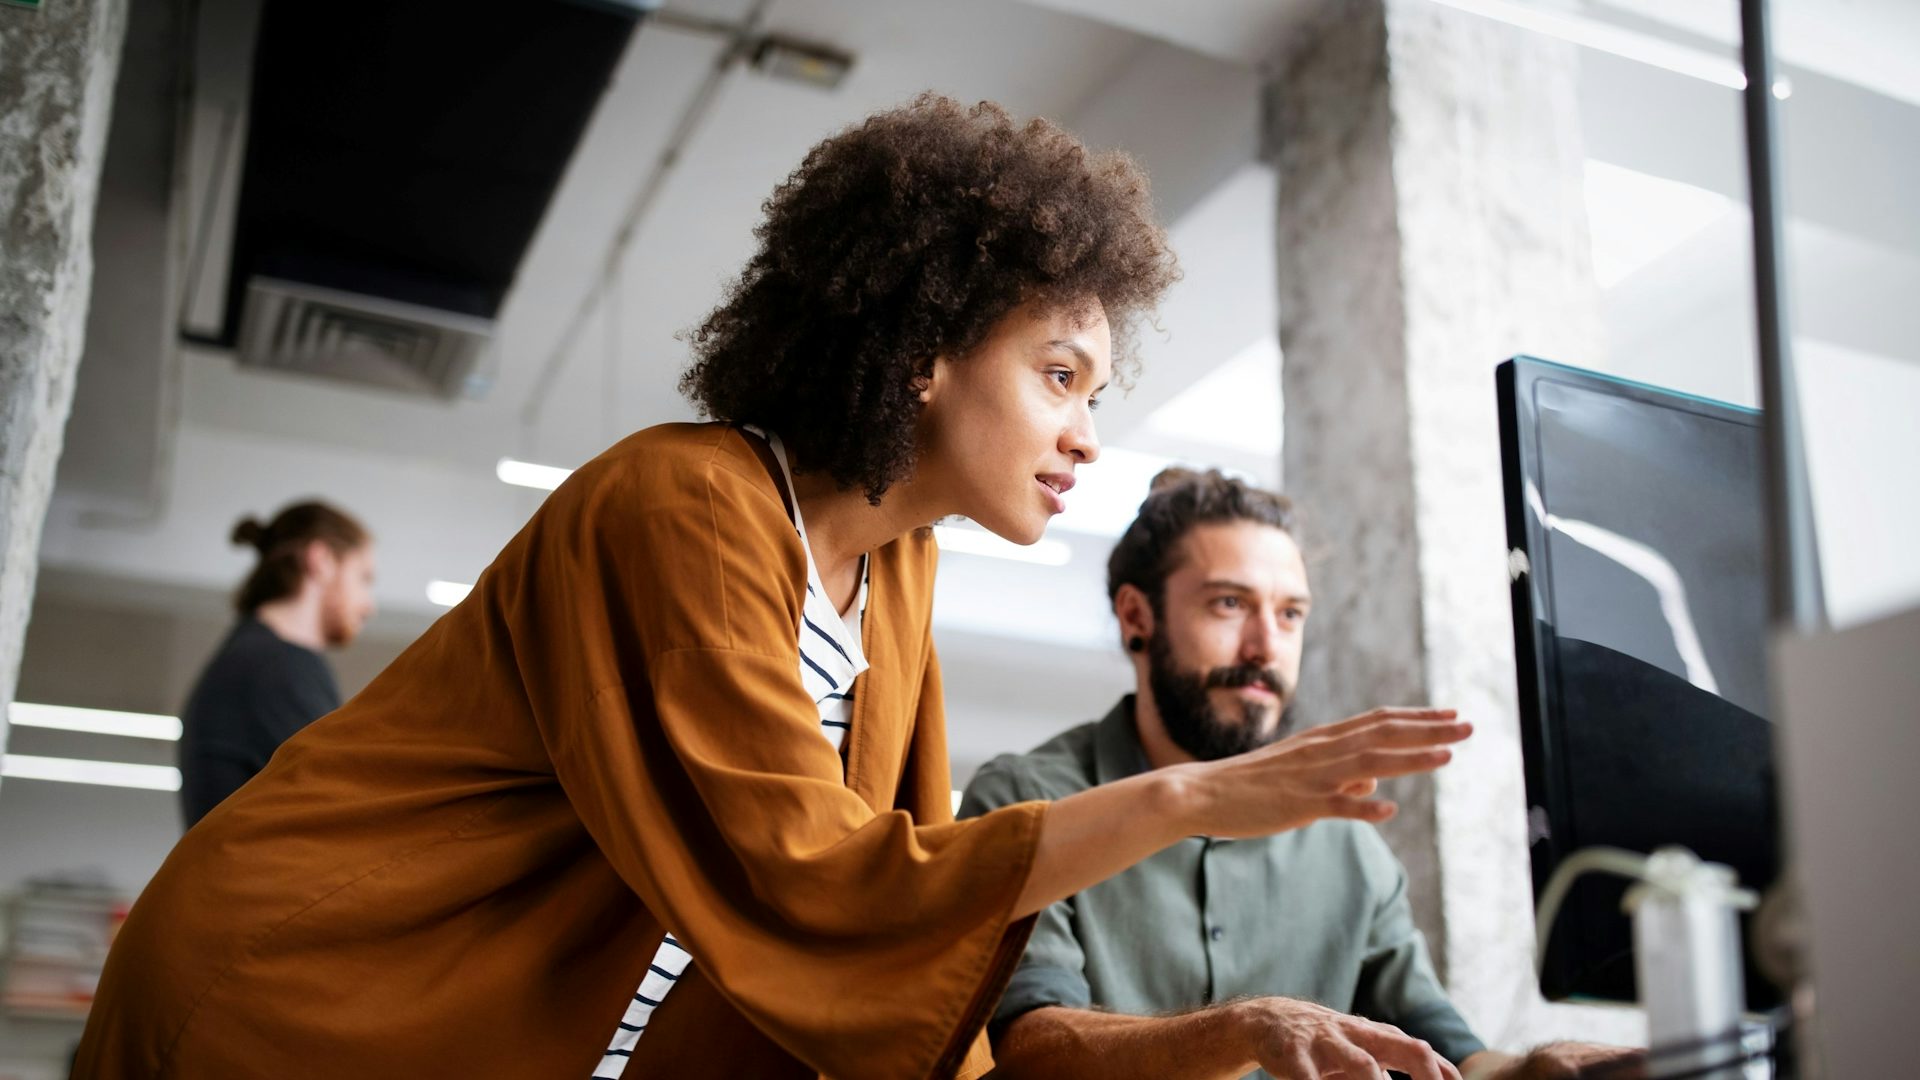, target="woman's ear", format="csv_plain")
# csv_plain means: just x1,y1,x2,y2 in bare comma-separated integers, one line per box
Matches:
916,356,951,405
